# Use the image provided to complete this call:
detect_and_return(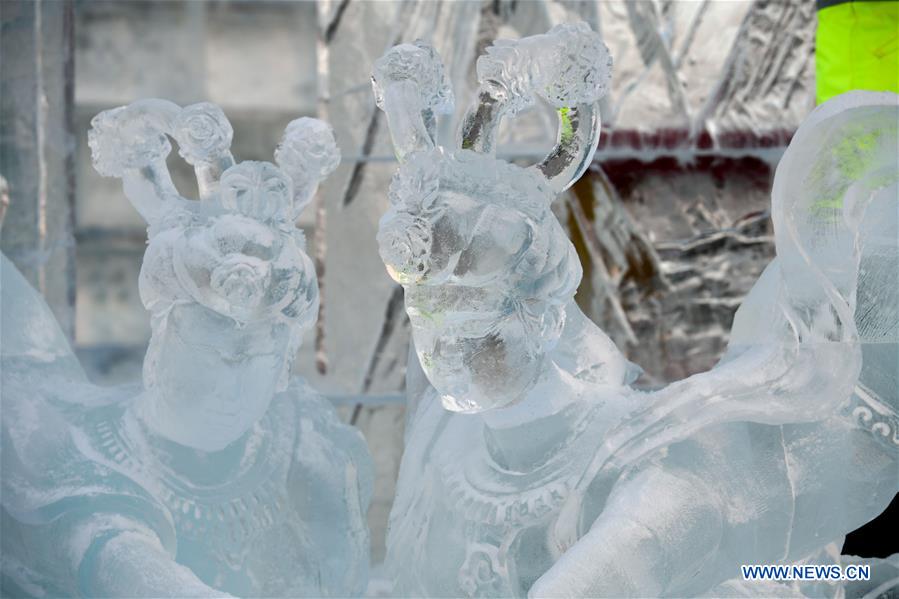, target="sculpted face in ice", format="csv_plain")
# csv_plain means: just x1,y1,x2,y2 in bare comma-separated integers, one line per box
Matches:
375,23,898,598
1,101,372,598
89,100,326,450
380,153,580,411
